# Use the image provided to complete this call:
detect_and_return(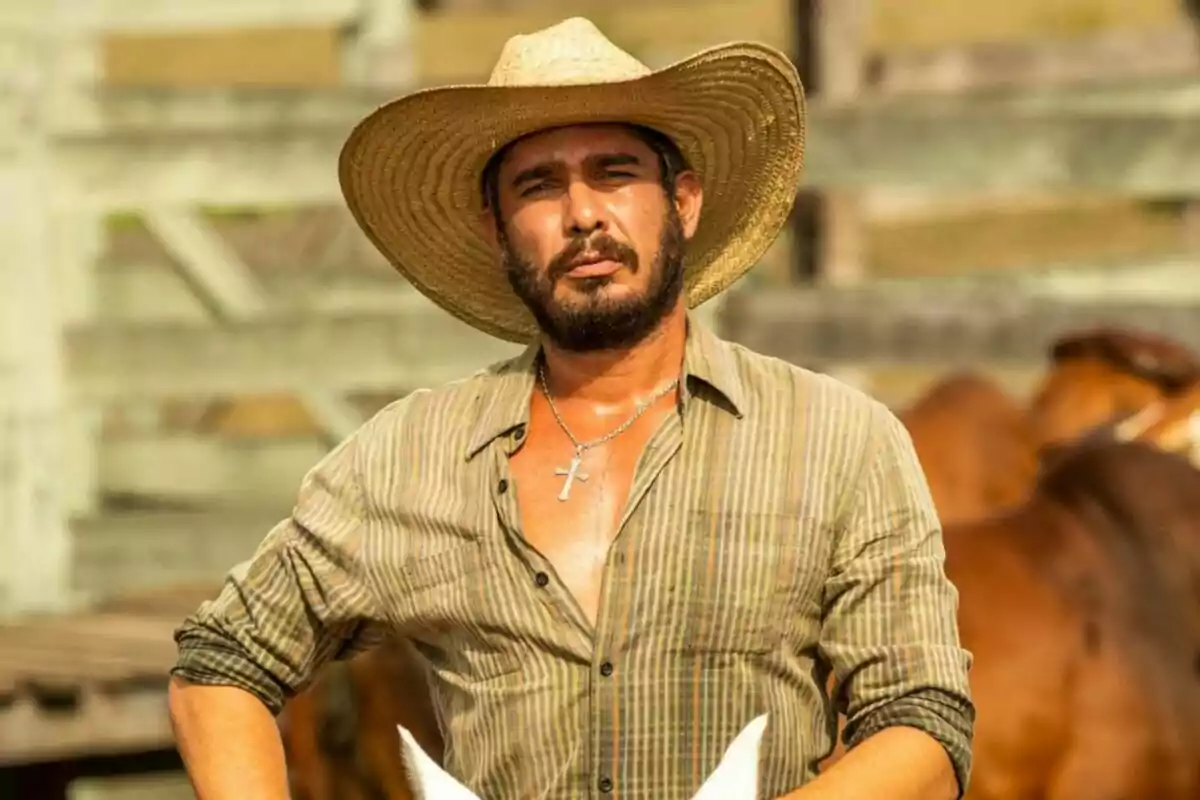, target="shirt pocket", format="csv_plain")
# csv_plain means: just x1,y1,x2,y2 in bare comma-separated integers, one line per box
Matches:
676,510,801,655
389,538,489,595
380,539,522,682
